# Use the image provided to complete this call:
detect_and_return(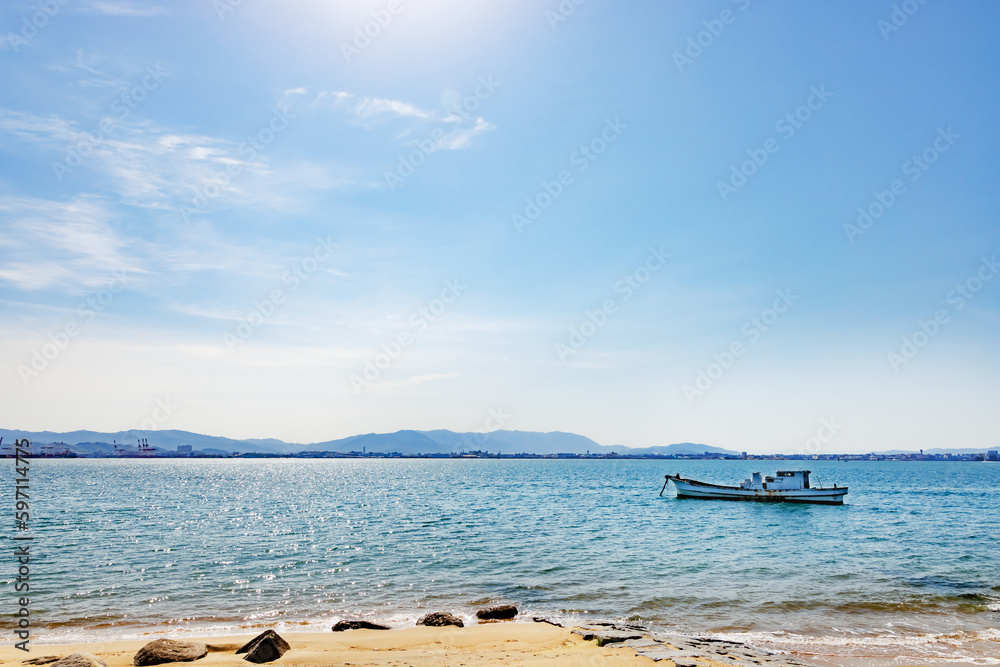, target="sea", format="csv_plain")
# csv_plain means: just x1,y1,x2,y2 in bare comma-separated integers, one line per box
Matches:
10,458,999,665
